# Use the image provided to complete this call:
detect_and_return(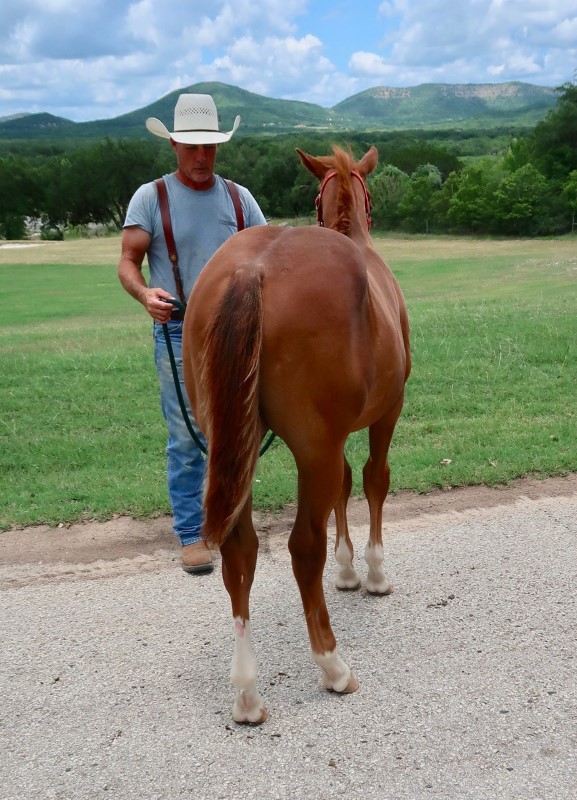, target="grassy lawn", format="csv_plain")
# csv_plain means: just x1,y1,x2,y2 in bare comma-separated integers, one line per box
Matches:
1,234,575,529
